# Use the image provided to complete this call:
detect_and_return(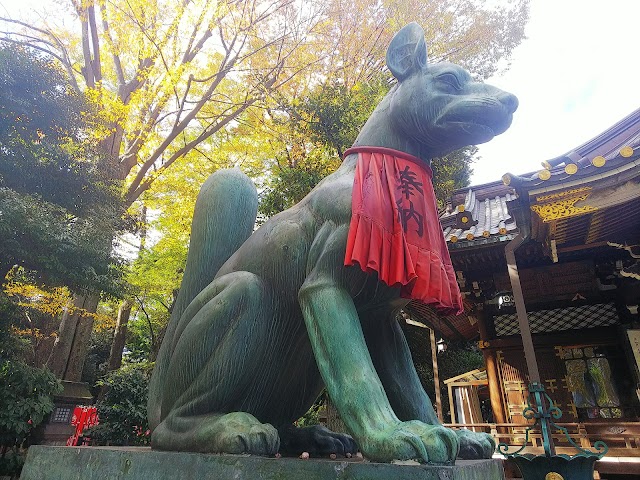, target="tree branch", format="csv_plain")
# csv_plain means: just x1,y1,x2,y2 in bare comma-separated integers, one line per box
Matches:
125,98,256,205
0,18,81,92
98,1,125,86
87,4,102,83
